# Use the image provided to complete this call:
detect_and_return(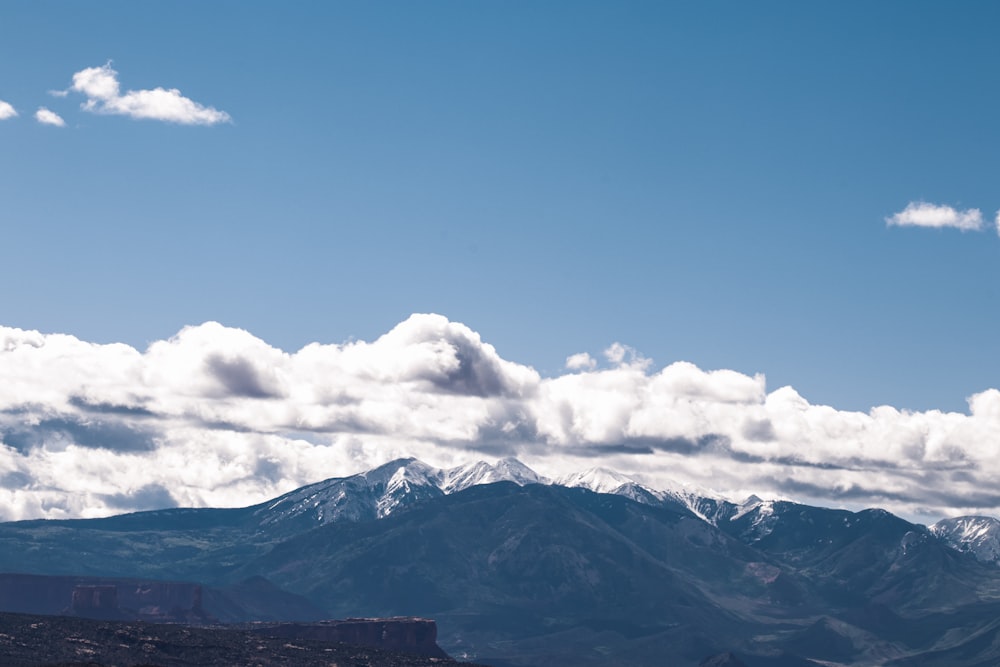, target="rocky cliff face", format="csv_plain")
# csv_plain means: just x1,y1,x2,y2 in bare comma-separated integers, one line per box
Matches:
124,580,206,621
0,574,209,623
250,617,447,658
70,585,120,618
